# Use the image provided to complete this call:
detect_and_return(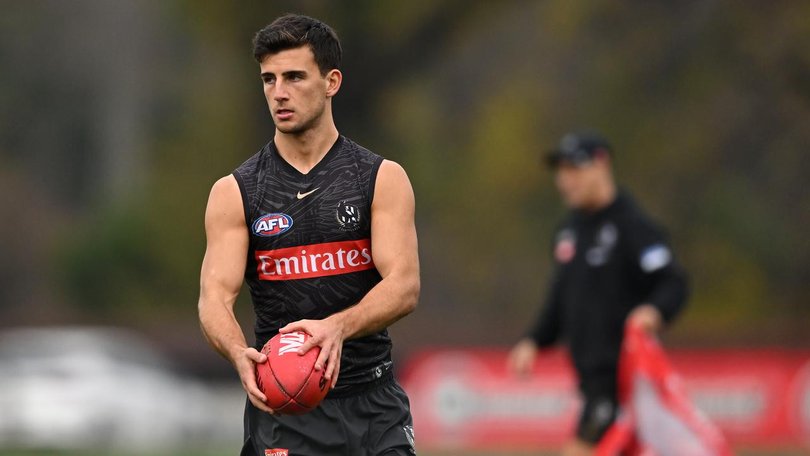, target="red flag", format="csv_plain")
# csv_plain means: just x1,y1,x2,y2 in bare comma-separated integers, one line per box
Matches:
597,324,733,456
